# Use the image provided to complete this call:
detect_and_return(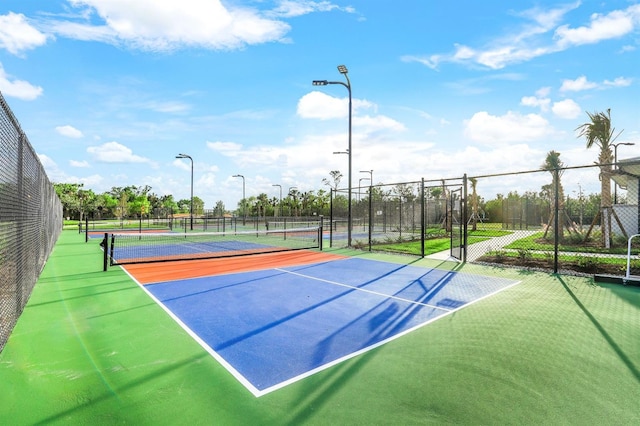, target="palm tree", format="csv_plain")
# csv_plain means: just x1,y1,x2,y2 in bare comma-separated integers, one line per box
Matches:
541,150,566,240
576,109,622,247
